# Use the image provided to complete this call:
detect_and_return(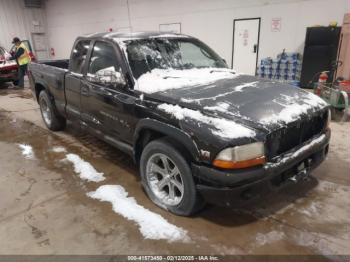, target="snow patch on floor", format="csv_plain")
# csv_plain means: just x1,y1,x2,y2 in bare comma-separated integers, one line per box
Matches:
291,230,350,256
65,153,105,182
298,202,322,217
52,146,67,153
158,103,255,139
135,68,238,94
87,185,190,242
255,231,285,246
18,144,35,159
